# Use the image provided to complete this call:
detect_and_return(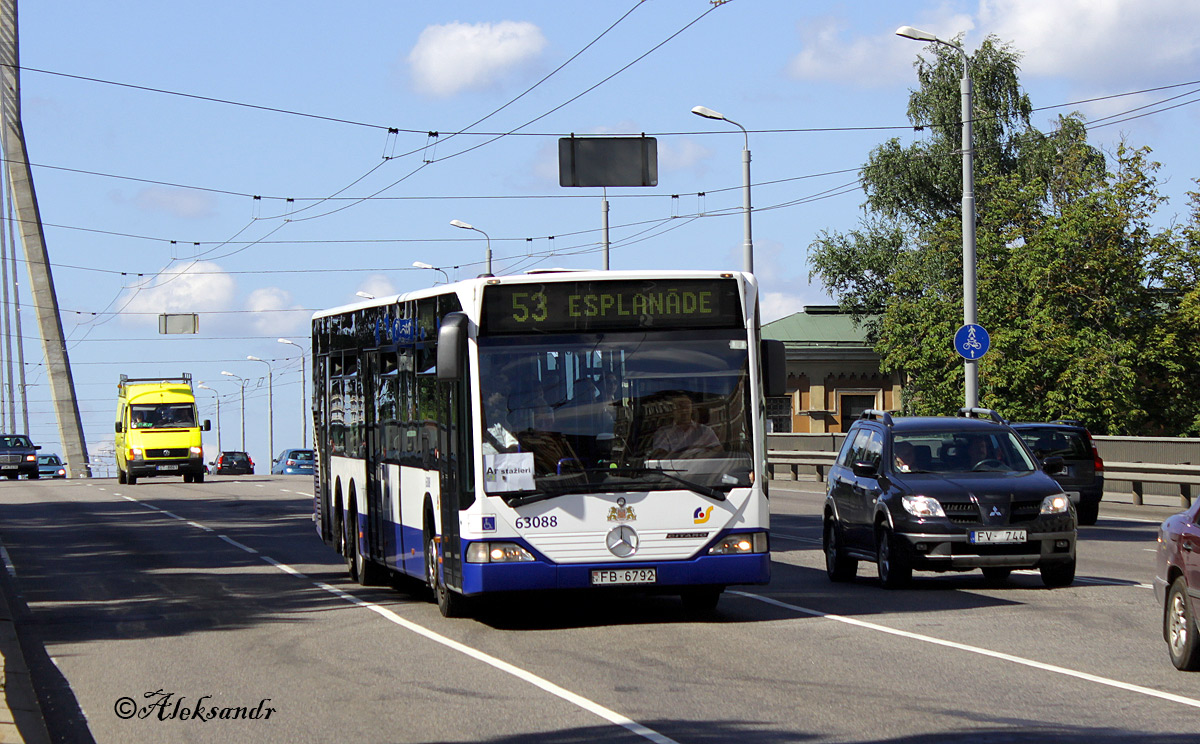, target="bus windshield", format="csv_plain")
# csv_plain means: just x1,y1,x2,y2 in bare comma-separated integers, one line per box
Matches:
478,330,752,500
